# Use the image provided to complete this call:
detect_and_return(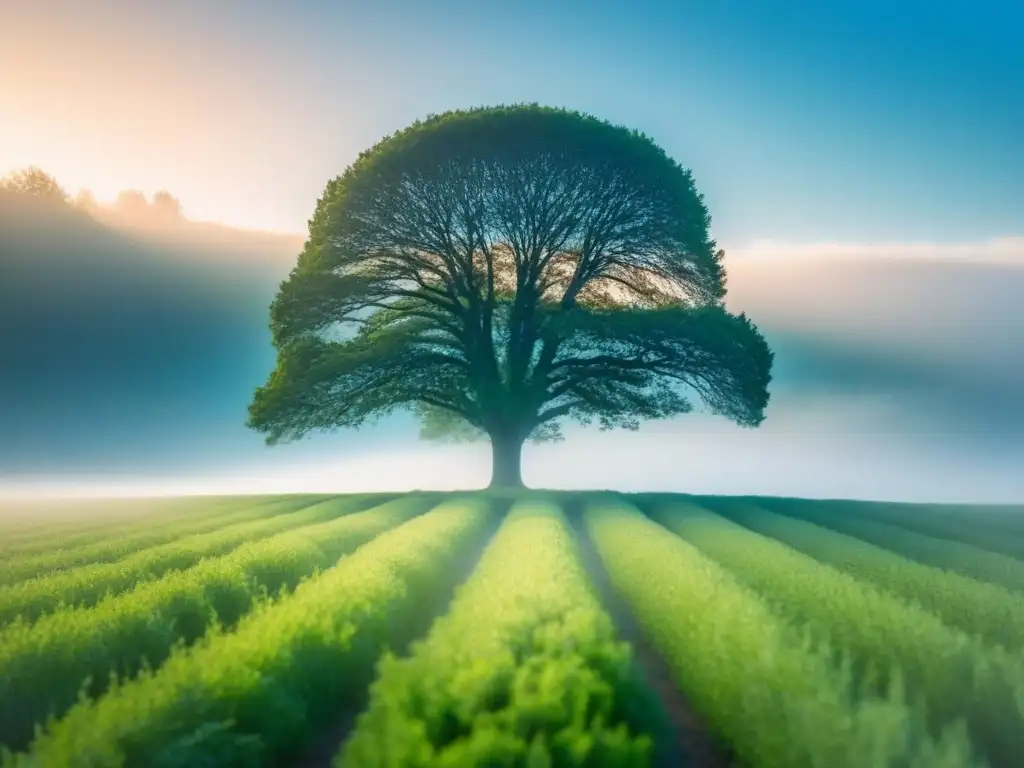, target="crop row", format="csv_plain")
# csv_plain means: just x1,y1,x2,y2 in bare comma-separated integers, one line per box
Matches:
0,496,271,552
713,502,1024,654
765,500,1024,595
0,494,437,752
585,499,984,768
340,499,659,766
932,503,1024,538
652,501,1024,767
6,496,495,767
0,494,341,585
0,495,331,560
807,499,1024,561
0,494,382,627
